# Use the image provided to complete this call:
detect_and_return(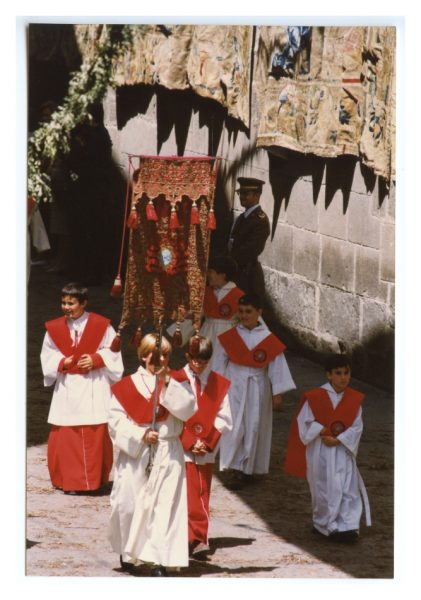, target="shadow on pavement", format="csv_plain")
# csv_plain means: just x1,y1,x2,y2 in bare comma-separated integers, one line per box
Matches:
114,563,276,577
26,265,394,579
215,386,394,579
209,536,255,550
